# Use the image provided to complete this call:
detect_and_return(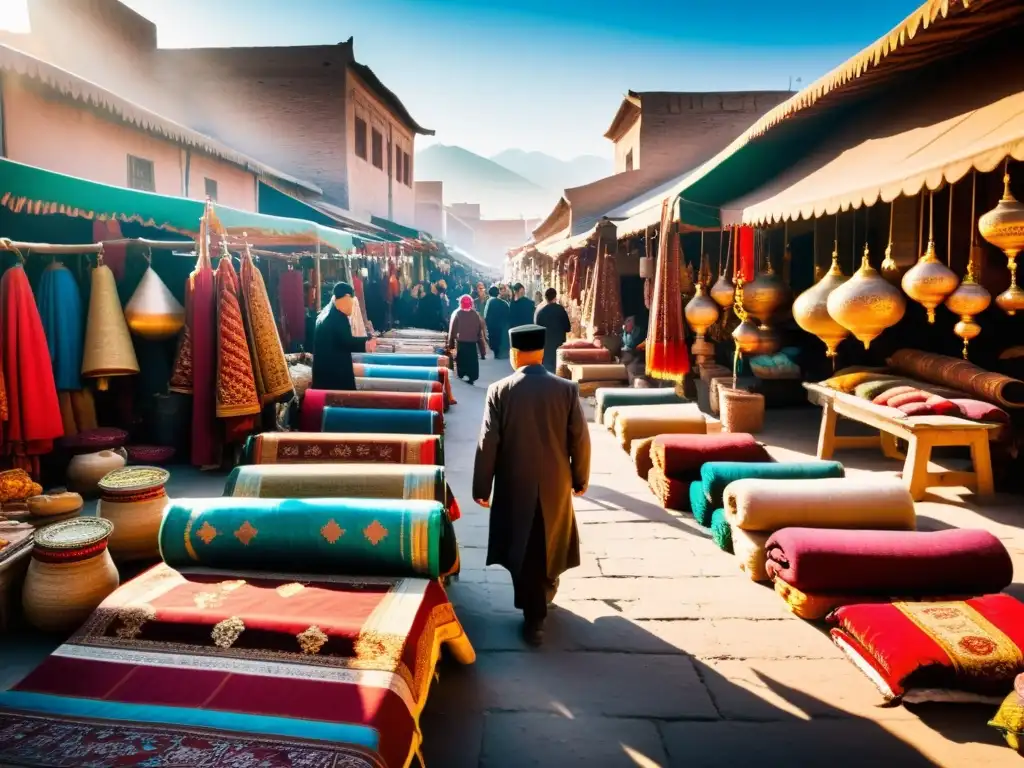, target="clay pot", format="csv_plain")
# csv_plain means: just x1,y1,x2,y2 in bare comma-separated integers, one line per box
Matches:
66,449,127,497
